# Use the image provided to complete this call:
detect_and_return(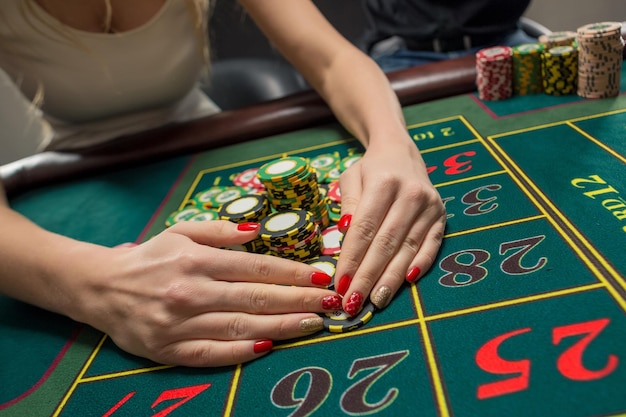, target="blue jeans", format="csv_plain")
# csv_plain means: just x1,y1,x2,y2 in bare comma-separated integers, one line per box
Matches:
371,29,537,73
